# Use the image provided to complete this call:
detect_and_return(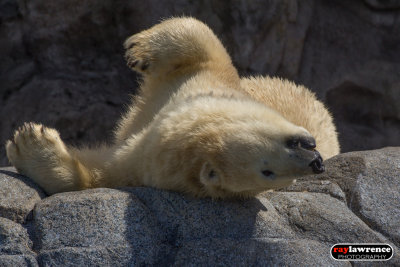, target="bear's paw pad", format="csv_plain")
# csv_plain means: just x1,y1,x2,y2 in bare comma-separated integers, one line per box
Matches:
6,123,65,169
